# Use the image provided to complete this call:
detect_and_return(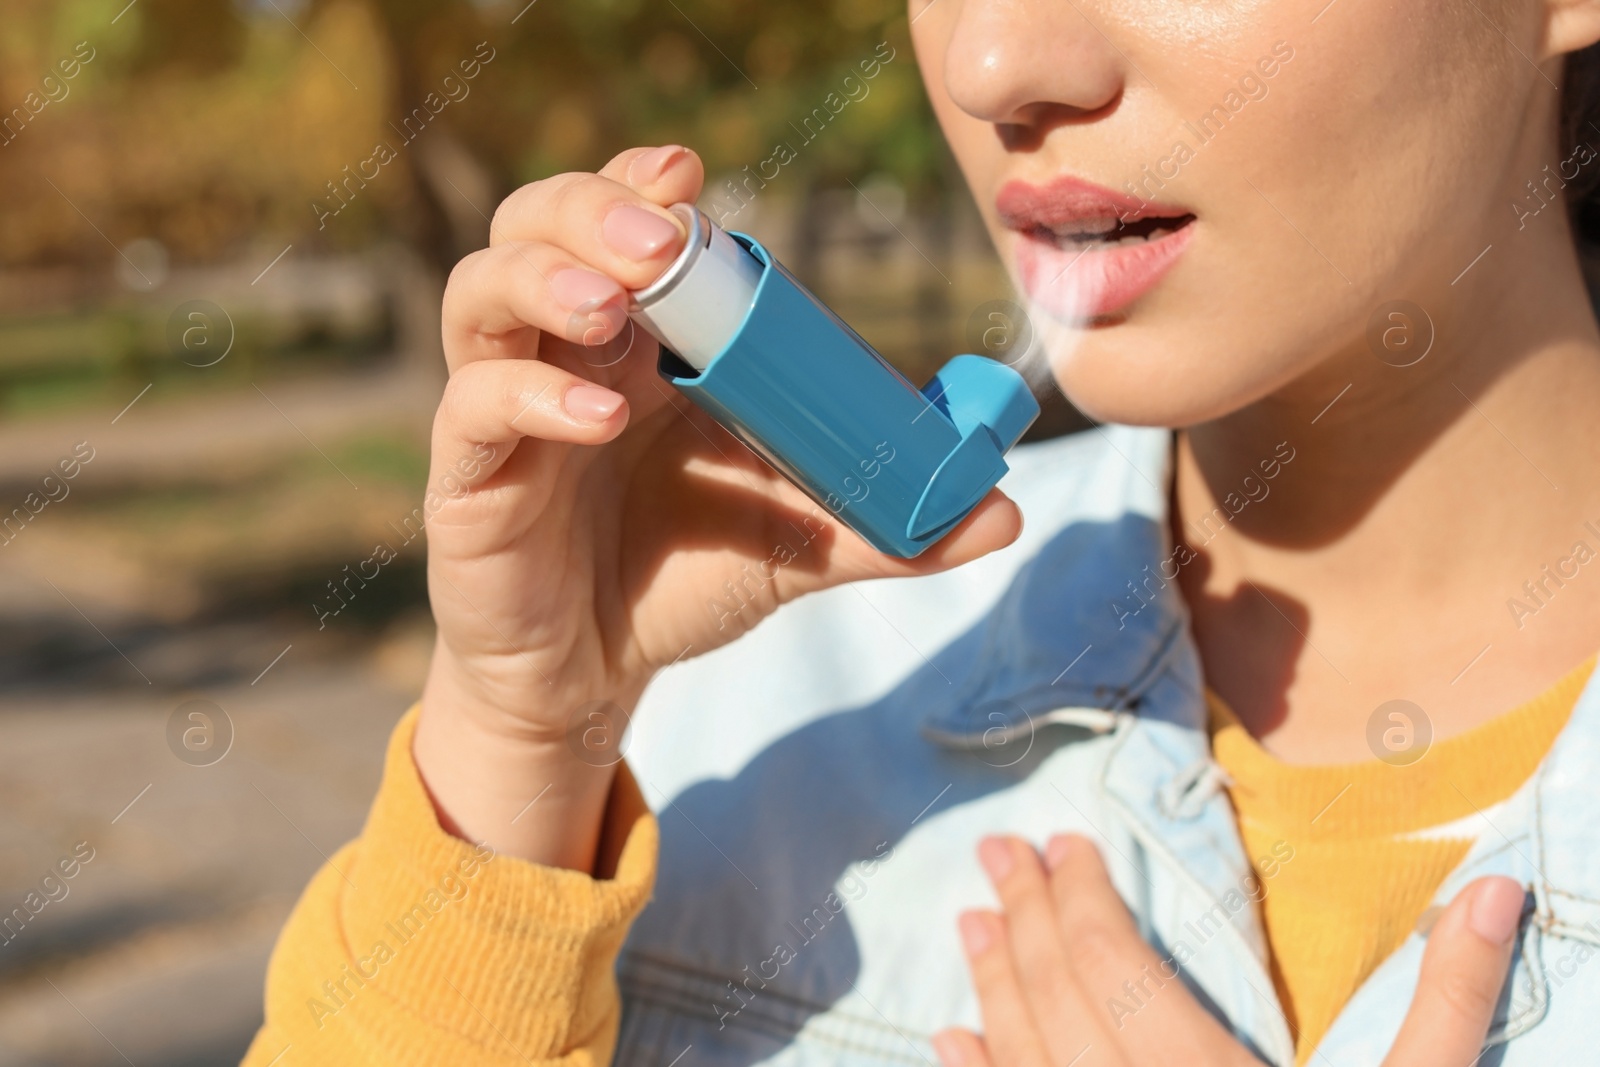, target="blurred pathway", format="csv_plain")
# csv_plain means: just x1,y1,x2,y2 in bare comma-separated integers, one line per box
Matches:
0,646,426,1066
